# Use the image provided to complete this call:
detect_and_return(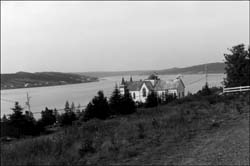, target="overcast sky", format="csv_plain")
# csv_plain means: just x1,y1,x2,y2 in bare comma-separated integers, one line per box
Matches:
1,1,249,73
